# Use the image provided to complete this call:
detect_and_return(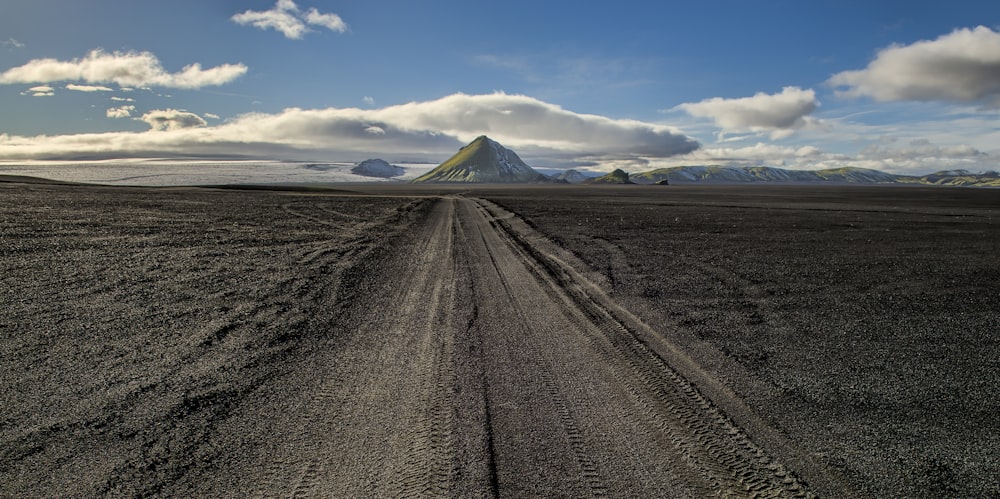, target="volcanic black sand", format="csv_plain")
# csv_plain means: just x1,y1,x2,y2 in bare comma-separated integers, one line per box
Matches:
2,179,997,497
